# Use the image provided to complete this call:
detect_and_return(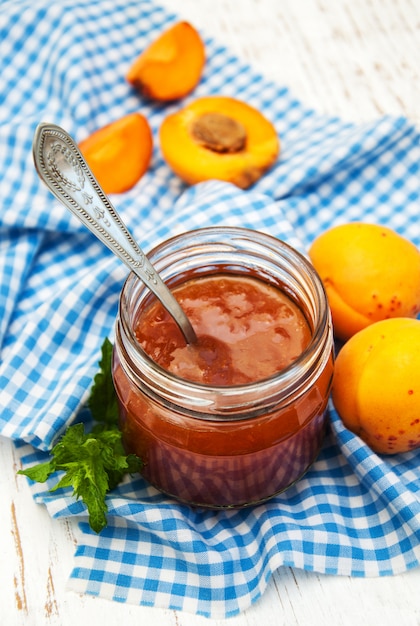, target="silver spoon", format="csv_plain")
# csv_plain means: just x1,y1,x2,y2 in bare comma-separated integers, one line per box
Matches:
32,122,197,345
